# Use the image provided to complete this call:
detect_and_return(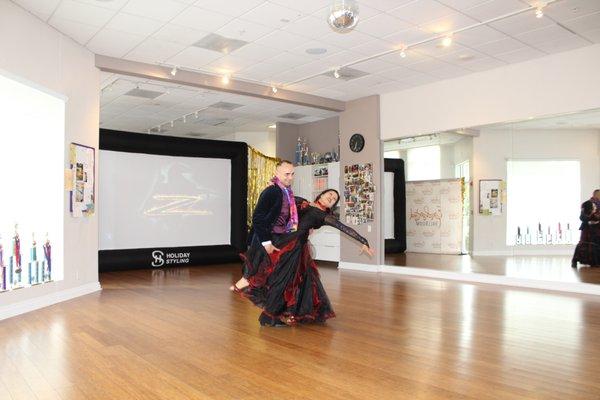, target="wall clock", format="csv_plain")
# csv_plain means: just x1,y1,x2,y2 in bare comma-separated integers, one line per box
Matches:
349,133,365,153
